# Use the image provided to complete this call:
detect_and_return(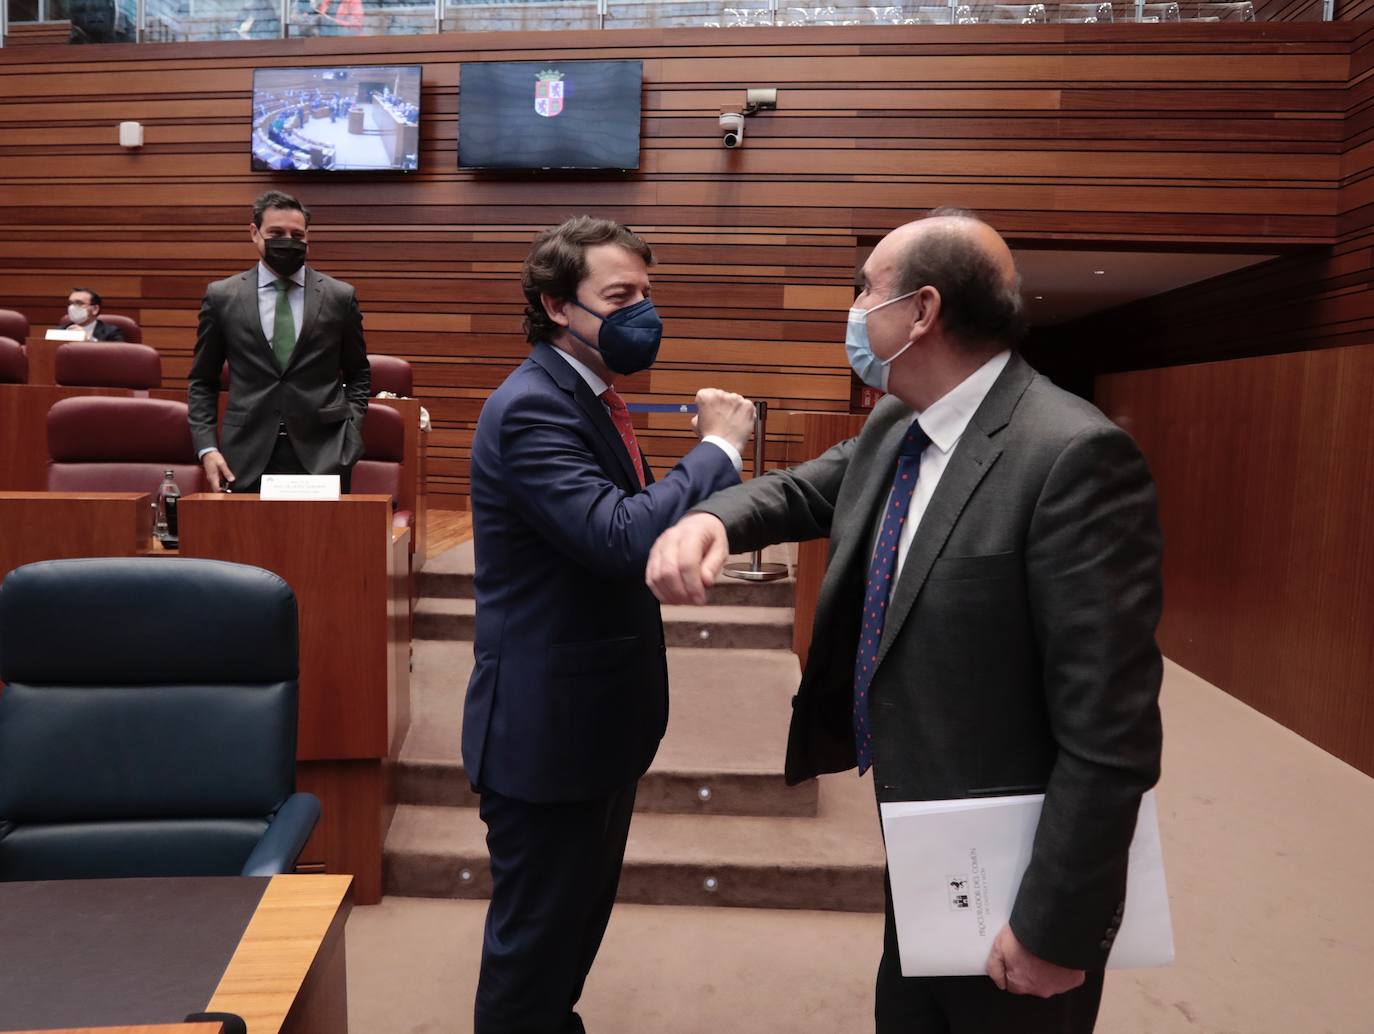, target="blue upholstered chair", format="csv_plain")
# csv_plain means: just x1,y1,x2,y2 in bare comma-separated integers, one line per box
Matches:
0,557,320,881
